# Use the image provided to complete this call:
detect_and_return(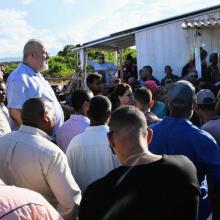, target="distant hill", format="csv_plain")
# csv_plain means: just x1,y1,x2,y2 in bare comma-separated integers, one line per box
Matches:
0,57,22,63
